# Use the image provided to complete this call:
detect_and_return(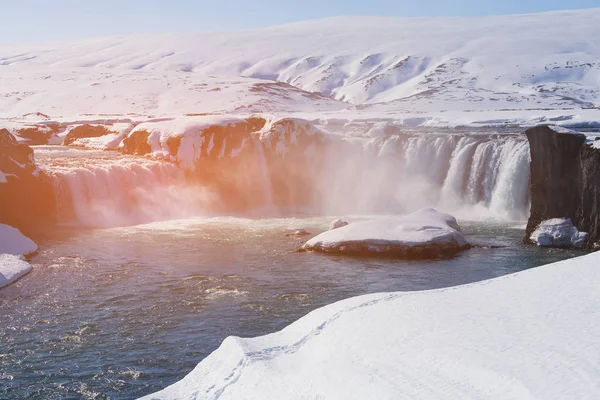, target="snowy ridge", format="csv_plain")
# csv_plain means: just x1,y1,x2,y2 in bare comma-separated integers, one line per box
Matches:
142,252,600,399
1,9,600,121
